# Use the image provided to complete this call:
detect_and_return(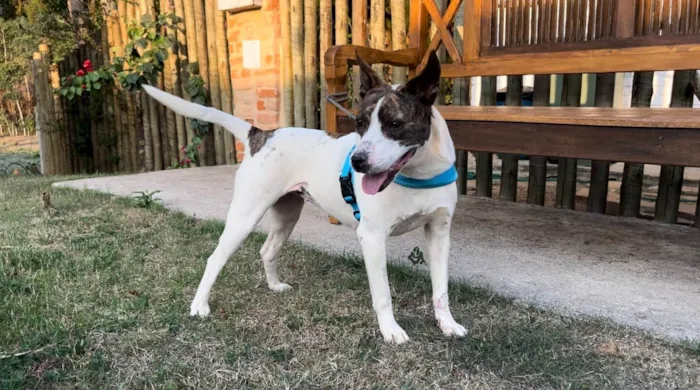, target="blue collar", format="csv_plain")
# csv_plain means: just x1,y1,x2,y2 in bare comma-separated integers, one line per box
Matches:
339,146,458,221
